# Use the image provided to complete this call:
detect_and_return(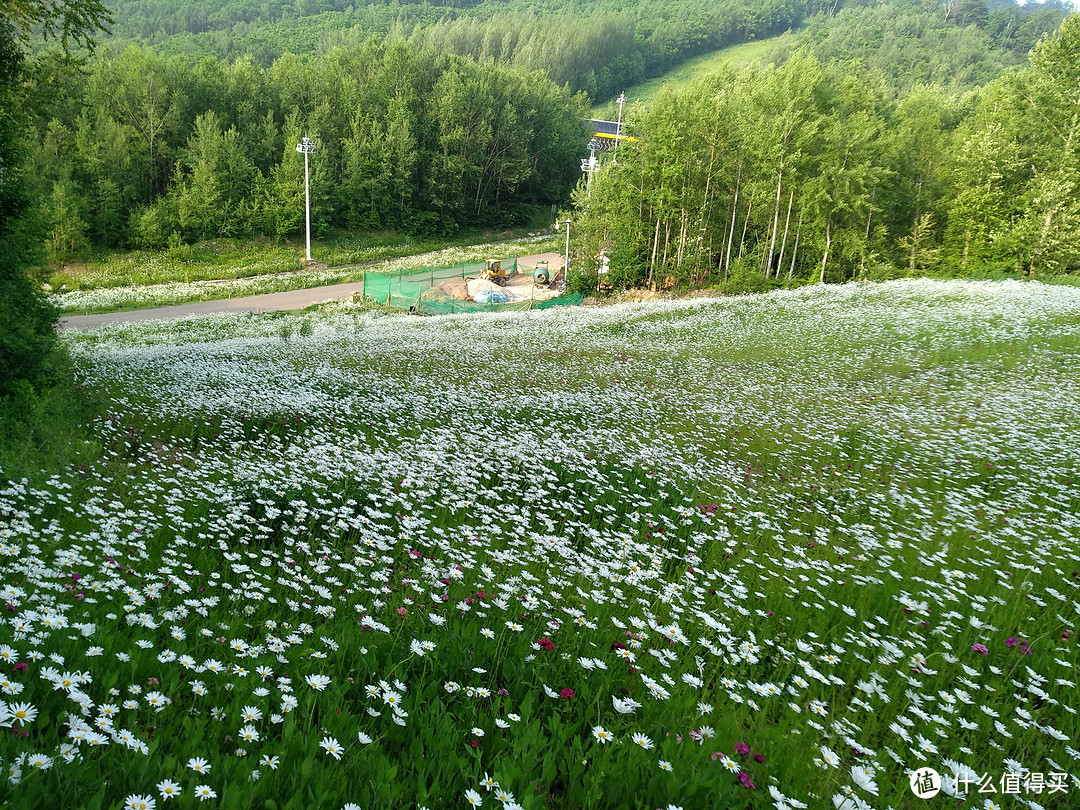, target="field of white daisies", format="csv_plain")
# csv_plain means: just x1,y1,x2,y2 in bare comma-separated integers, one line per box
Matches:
2,279,1080,810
